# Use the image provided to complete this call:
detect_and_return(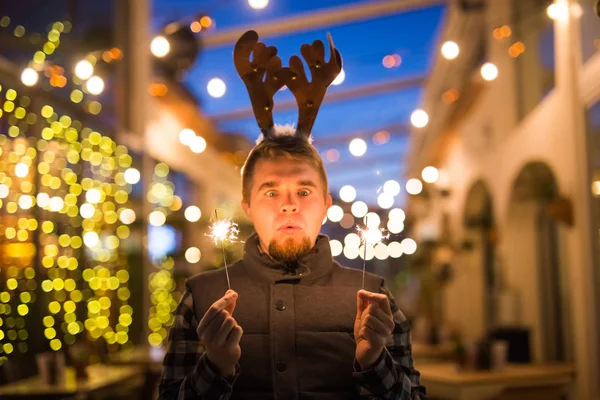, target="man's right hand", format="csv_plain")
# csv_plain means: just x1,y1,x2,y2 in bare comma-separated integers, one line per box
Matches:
196,289,243,377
